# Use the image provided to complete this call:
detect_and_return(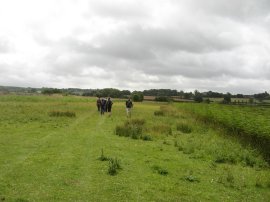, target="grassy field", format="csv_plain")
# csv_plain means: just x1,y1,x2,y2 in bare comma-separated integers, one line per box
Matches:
175,102,270,161
0,95,269,201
